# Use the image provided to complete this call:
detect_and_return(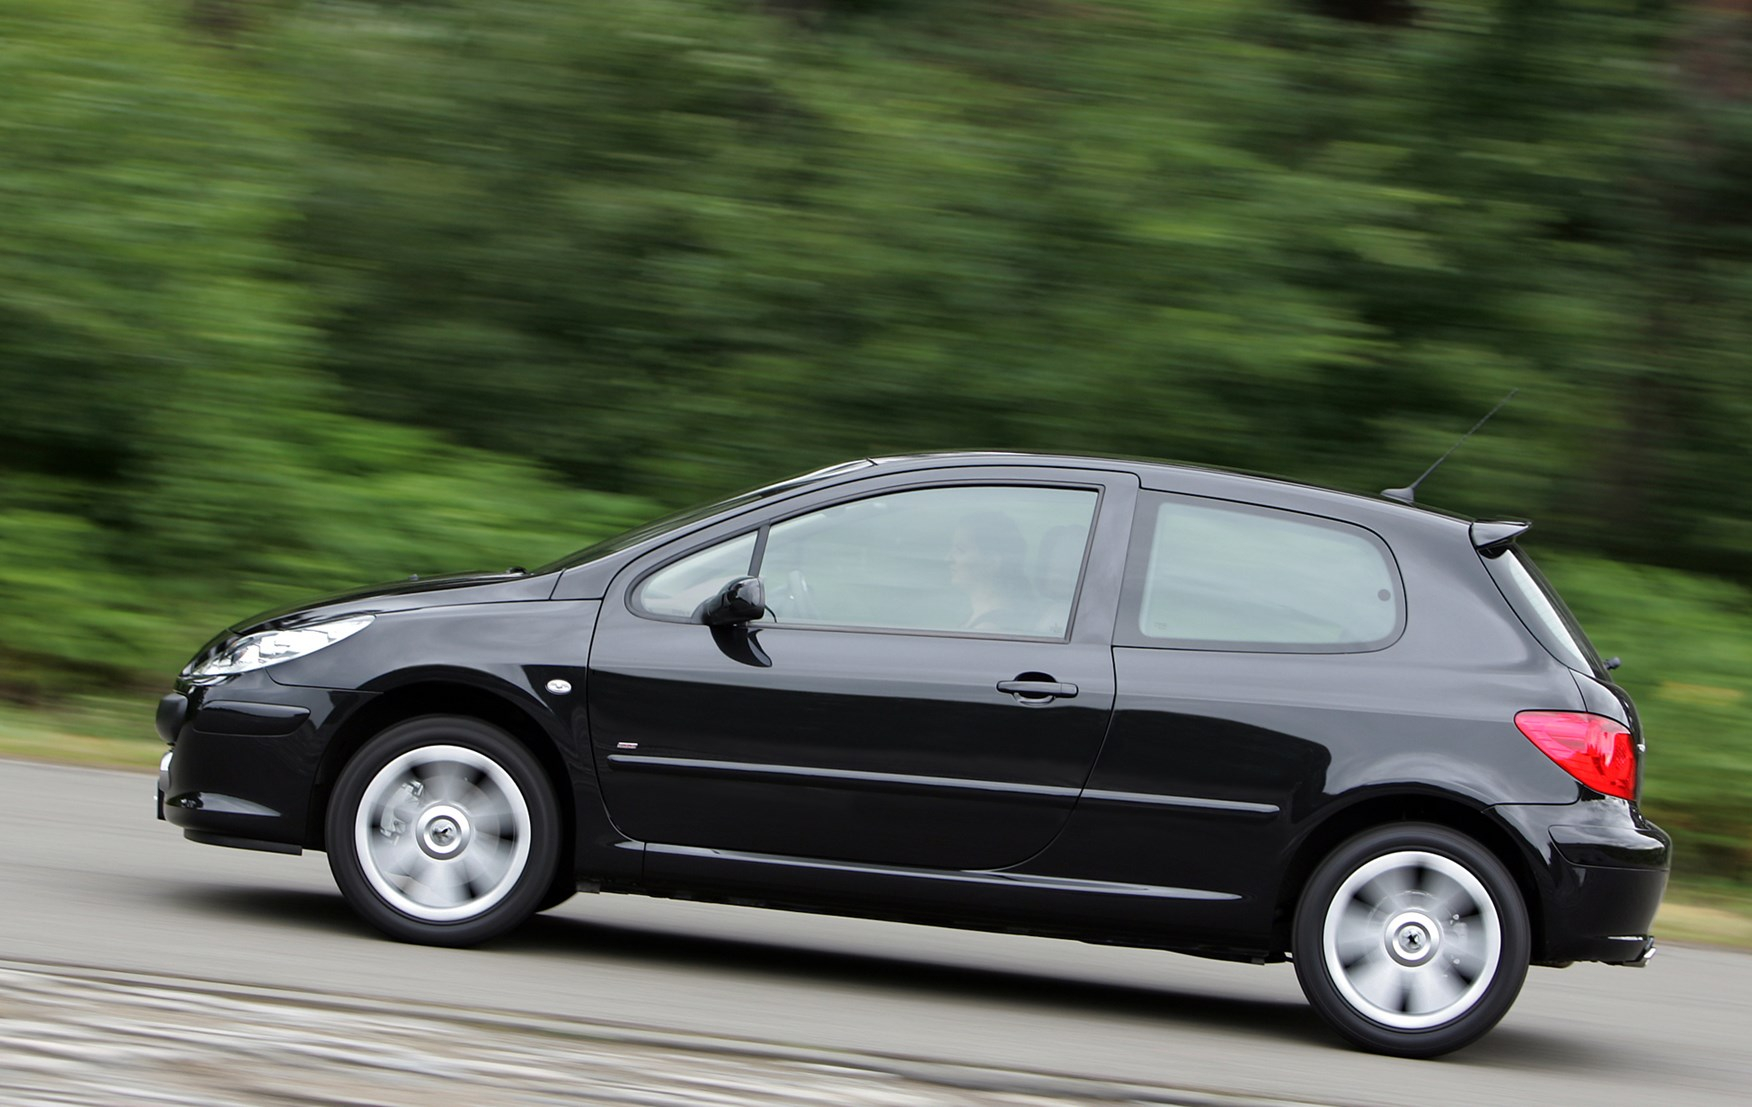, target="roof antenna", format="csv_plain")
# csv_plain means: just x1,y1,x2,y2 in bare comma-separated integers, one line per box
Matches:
1381,389,1518,505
